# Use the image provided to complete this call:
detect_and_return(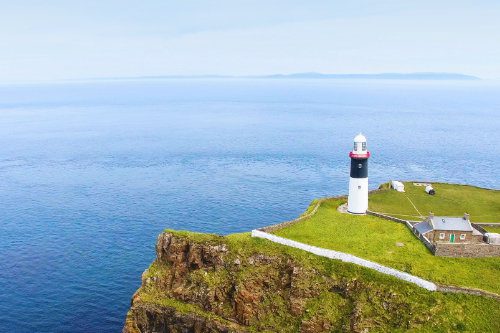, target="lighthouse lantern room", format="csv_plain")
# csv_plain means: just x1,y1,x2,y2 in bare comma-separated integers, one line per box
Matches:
347,133,370,214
